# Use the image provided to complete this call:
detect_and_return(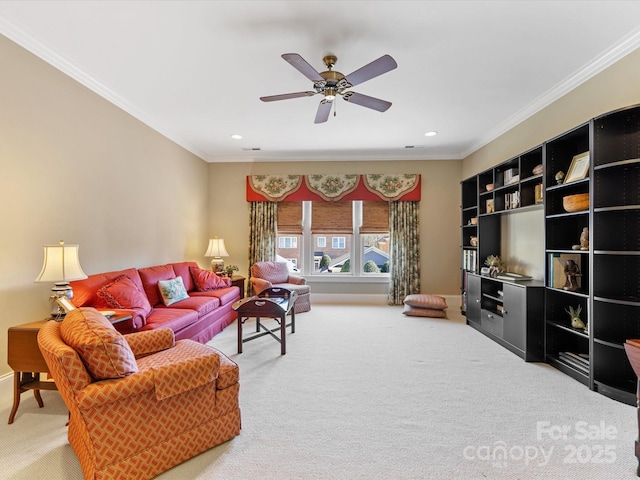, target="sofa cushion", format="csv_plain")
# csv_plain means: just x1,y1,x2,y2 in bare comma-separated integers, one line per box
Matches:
170,262,197,292
402,304,447,318
158,276,189,306
143,308,199,334
403,294,448,310
190,266,231,291
155,295,220,317
97,275,152,316
138,264,177,307
60,307,138,380
71,268,144,308
191,286,239,305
